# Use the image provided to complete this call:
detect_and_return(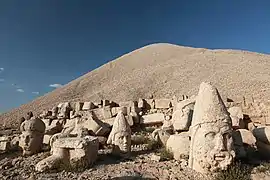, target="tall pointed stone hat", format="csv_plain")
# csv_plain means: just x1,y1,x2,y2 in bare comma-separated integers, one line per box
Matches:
107,110,131,144
191,82,232,128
